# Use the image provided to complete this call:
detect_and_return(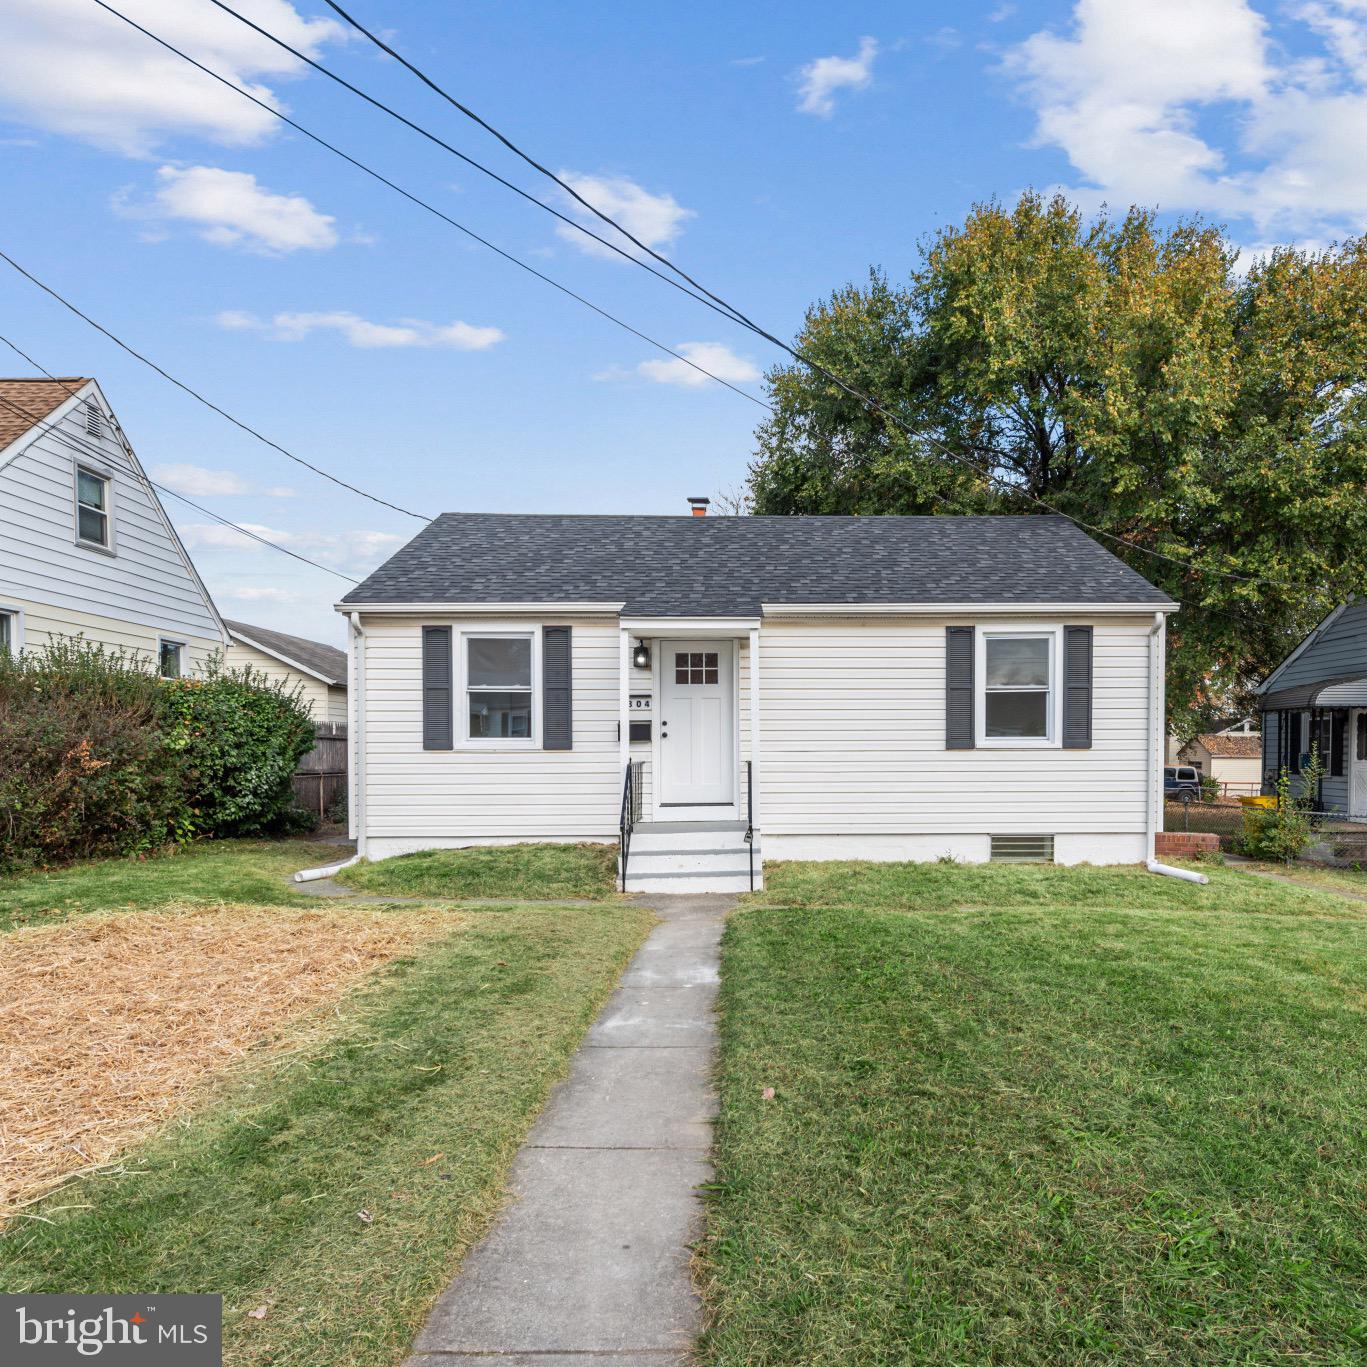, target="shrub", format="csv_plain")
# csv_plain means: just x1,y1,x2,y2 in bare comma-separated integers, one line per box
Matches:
1239,747,1325,863
0,640,189,873
161,660,316,838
